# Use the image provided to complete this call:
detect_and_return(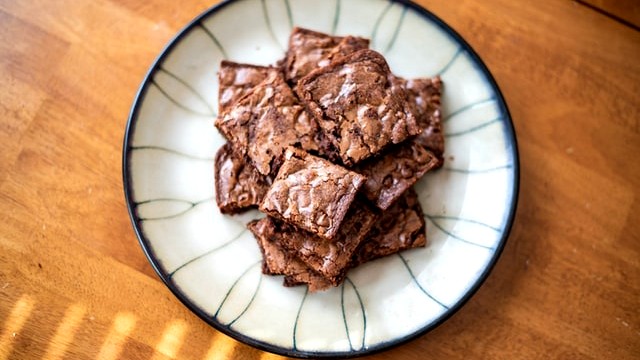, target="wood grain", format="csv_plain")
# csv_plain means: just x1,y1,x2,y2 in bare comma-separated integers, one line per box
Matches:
1,0,639,359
